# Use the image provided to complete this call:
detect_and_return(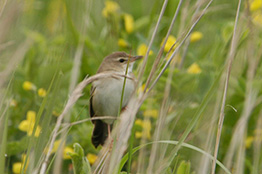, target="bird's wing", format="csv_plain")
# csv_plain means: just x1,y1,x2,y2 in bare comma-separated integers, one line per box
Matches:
89,86,96,123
